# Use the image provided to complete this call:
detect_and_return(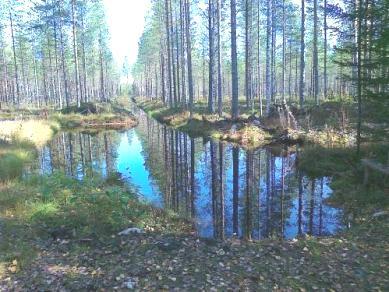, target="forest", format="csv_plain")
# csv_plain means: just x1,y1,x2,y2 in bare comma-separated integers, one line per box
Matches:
0,0,388,290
